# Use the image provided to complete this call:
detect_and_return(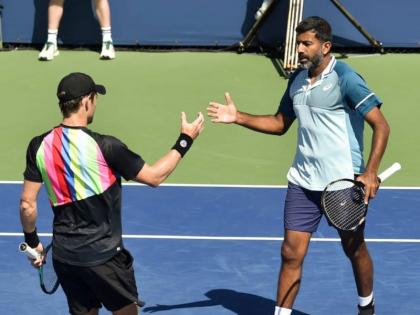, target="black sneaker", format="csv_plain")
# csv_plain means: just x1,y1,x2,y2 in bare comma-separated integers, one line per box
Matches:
358,300,375,315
